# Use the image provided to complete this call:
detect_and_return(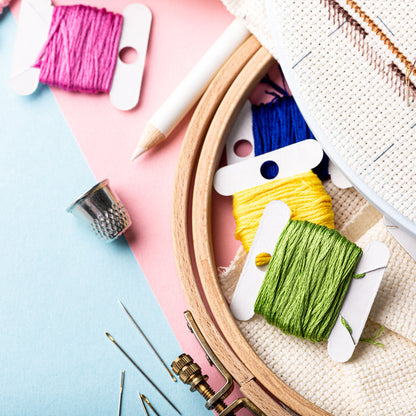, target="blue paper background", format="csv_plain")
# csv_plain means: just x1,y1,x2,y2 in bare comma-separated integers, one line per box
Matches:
0,11,205,415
